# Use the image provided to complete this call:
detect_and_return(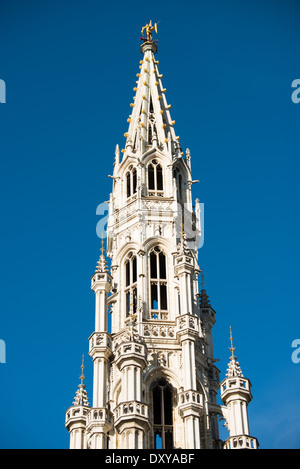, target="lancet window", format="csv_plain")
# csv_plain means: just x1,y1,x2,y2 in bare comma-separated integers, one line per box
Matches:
124,252,137,318
152,379,174,449
148,159,163,196
126,166,137,198
149,247,168,319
